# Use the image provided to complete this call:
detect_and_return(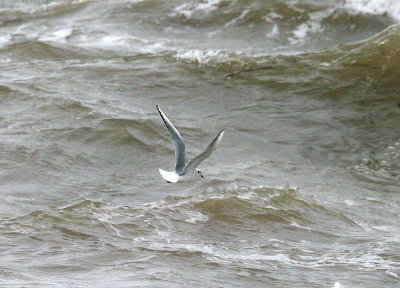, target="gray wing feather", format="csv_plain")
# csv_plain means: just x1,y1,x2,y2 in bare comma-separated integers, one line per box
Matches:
184,130,224,174
157,105,185,173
